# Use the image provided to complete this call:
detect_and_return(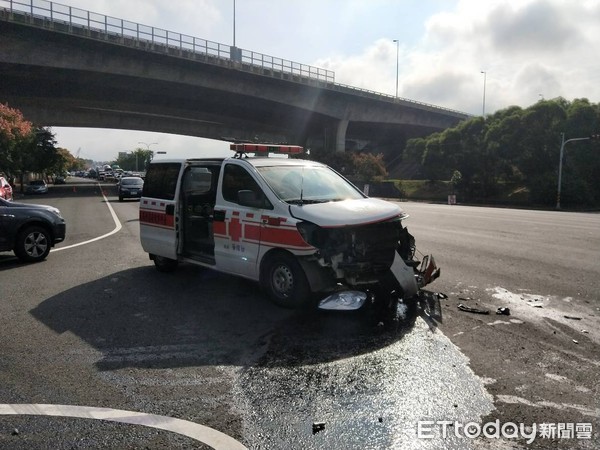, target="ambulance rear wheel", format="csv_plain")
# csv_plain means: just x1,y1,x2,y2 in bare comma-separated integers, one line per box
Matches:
261,252,310,309
153,254,178,273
